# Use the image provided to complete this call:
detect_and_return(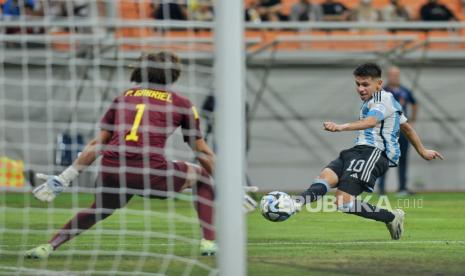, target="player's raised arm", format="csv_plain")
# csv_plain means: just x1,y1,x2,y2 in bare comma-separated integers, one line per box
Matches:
33,130,113,202
400,122,444,161
323,116,378,132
